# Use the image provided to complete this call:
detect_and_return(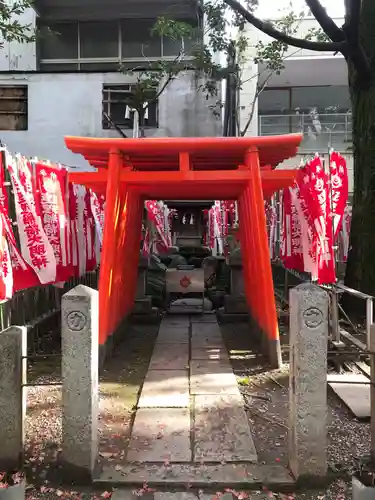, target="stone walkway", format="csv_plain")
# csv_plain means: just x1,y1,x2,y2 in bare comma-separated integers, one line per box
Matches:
96,314,294,489
126,314,257,464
